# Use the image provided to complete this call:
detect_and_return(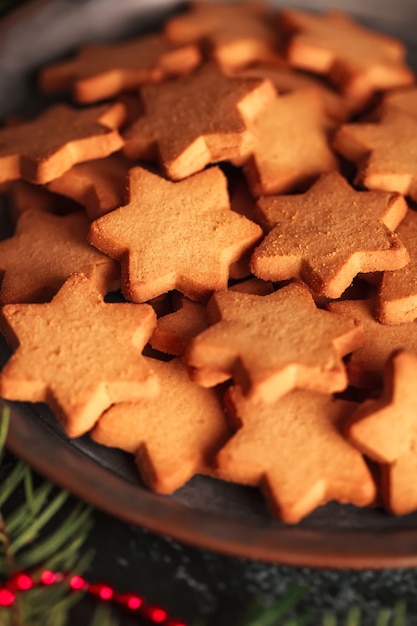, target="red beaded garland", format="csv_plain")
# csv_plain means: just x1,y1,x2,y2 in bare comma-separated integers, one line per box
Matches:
0,568,188,624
